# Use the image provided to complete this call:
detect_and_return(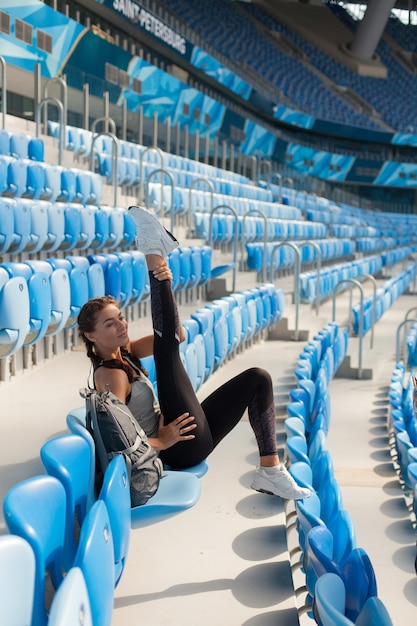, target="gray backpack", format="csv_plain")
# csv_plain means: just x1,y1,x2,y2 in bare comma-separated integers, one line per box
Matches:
81,387,164,506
